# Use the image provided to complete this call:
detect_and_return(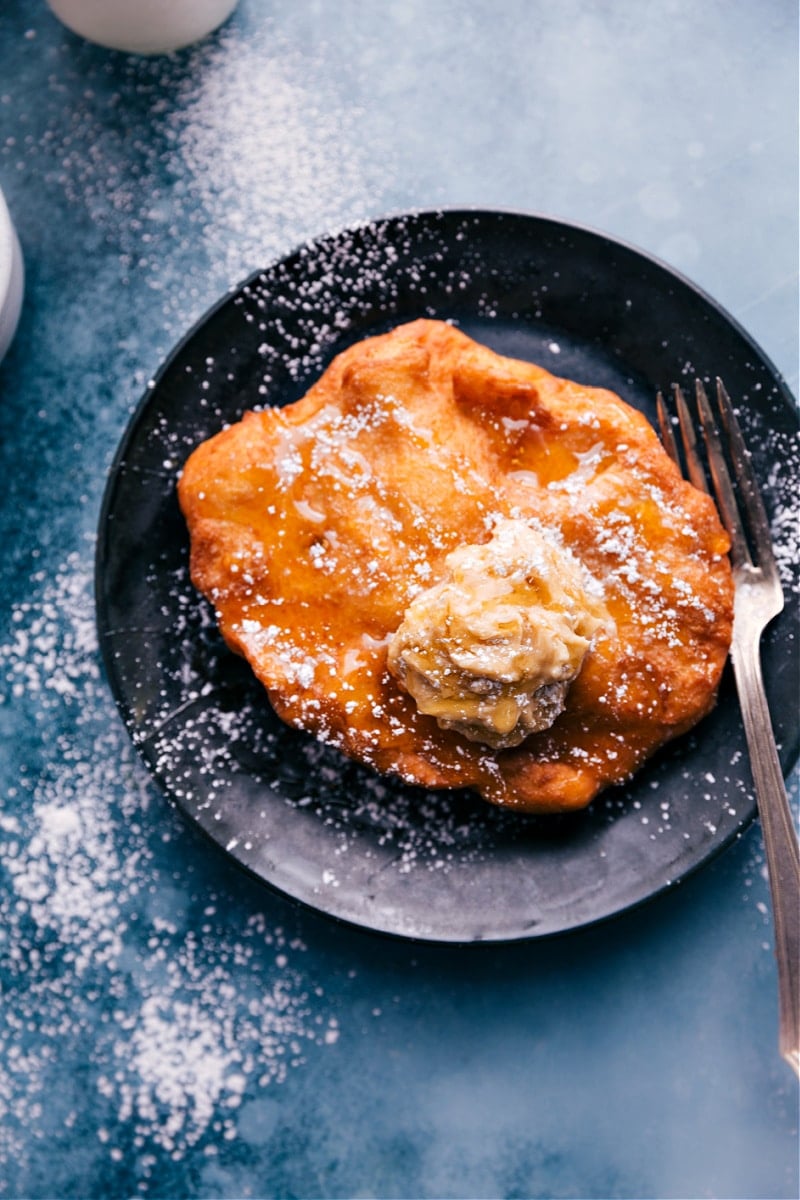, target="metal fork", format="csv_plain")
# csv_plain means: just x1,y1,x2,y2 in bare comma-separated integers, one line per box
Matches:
657,379,799,1076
